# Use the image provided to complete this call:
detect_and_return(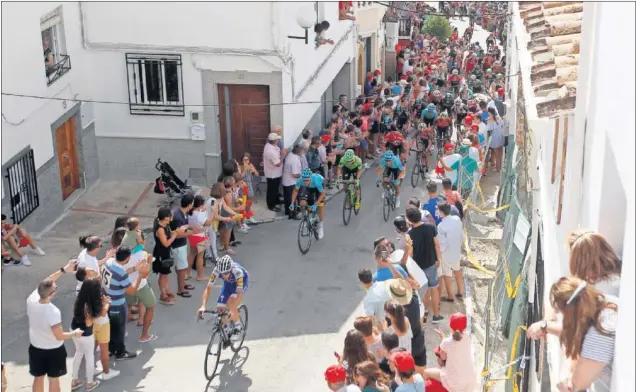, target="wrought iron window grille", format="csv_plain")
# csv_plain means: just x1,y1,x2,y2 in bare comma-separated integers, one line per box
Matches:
4,149,40,224
46,54,71,86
